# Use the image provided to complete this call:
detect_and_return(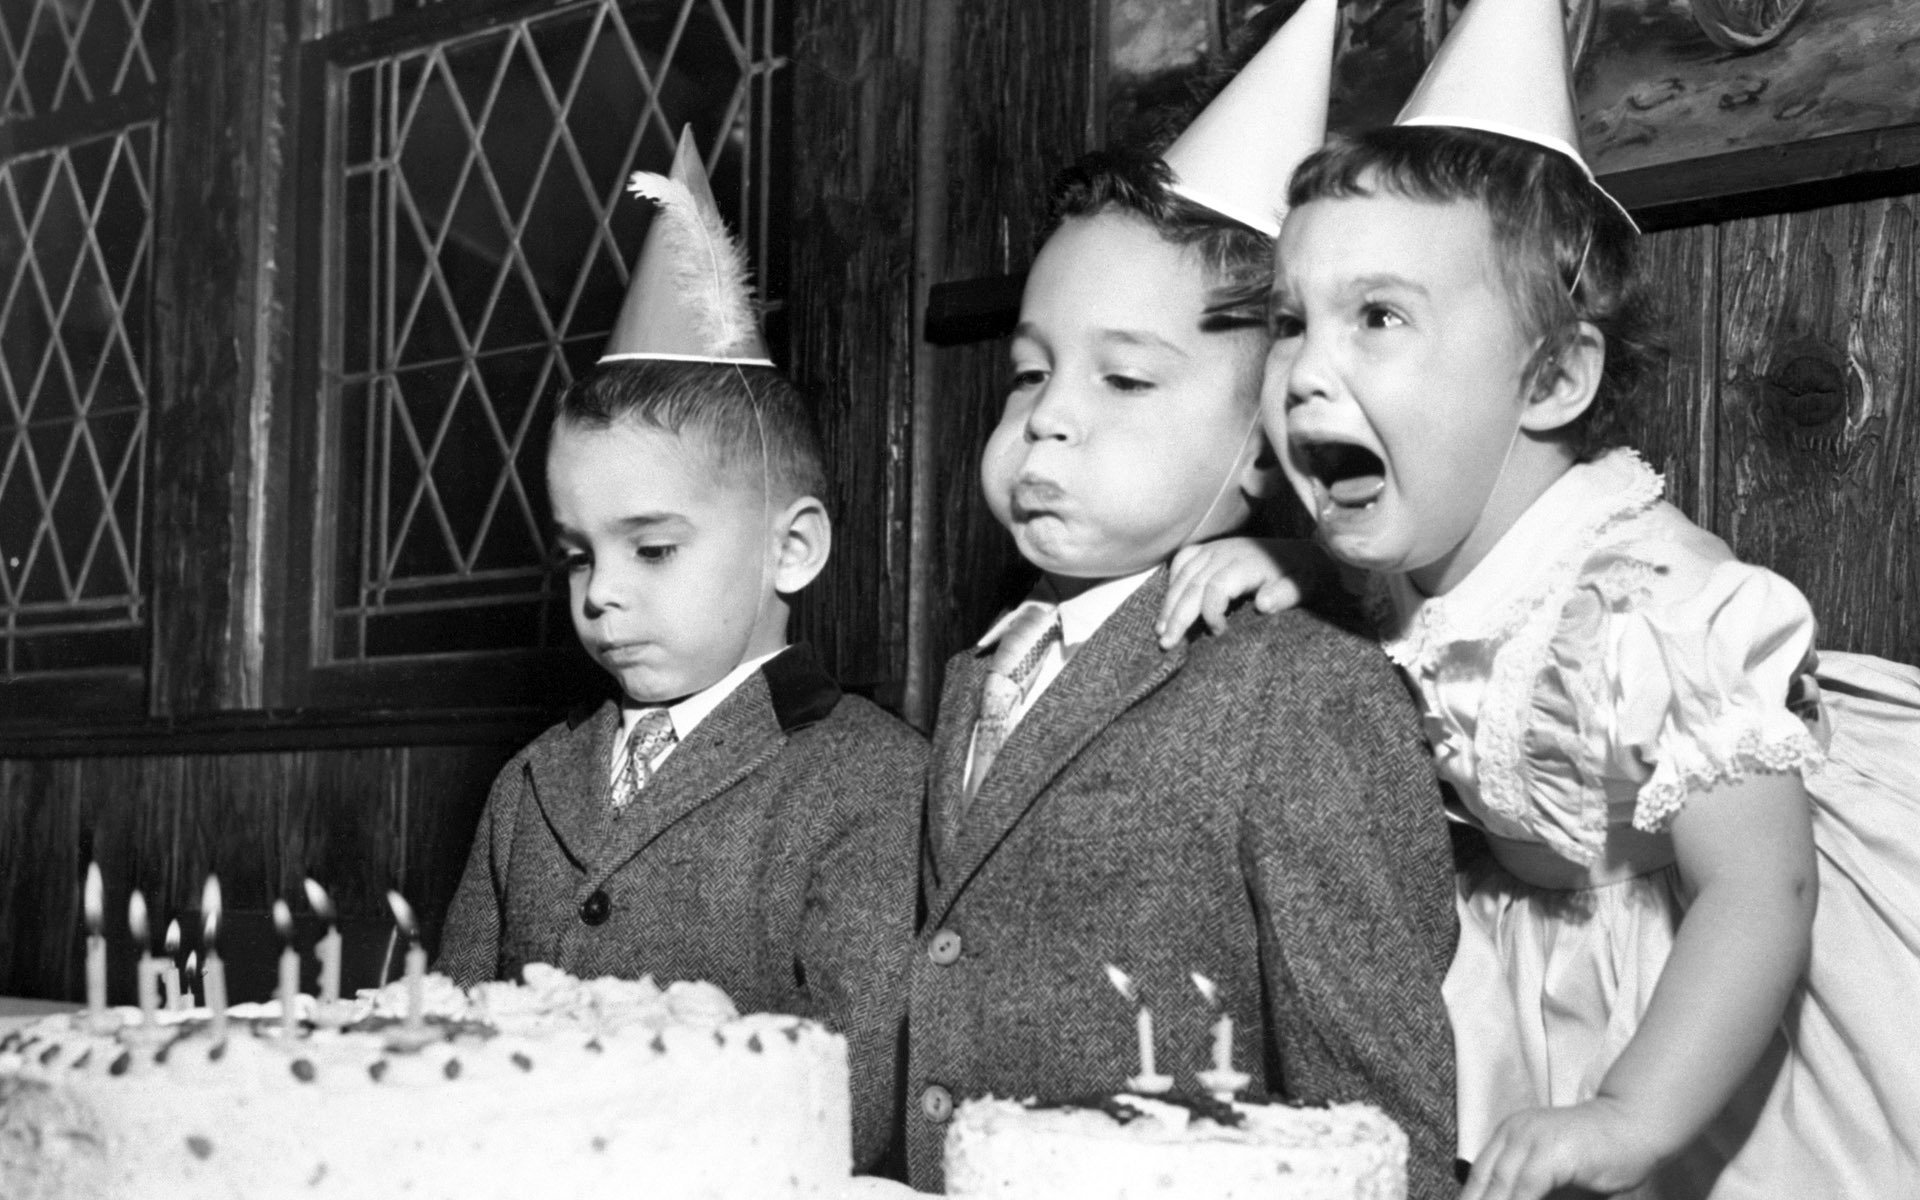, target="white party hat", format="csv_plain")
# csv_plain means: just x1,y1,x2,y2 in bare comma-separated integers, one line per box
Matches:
1160,0,1337,237
1395,0,1635,227
599,126,773,365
